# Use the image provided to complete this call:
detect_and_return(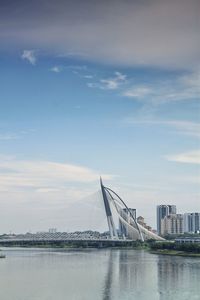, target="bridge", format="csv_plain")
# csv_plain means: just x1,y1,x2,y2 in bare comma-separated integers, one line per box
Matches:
0,179,164,245
100,178,164,241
